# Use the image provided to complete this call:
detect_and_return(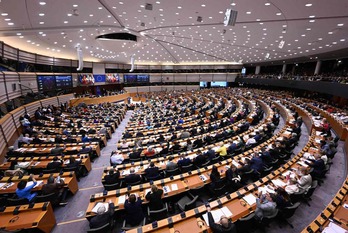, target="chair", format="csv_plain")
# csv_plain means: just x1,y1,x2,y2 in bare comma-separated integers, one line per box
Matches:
125,180,141,187
180,164,194,173
210,156,220,165
147,203,168,222
278,202,301,228
144,174,162,181
6,197,29,206
302,180,318,206
103,183,120,191
42,168,59,174
86,223,111,233
129,157,141,162
35,193,58,205
236,212,256,233
164,168,180,177
177,193,199,211
197,160,211,169
122,217,146,231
